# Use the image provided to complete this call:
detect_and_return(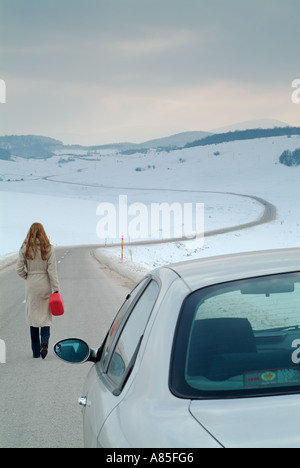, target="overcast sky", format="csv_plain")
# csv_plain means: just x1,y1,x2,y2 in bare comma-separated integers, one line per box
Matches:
0,0,299,145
